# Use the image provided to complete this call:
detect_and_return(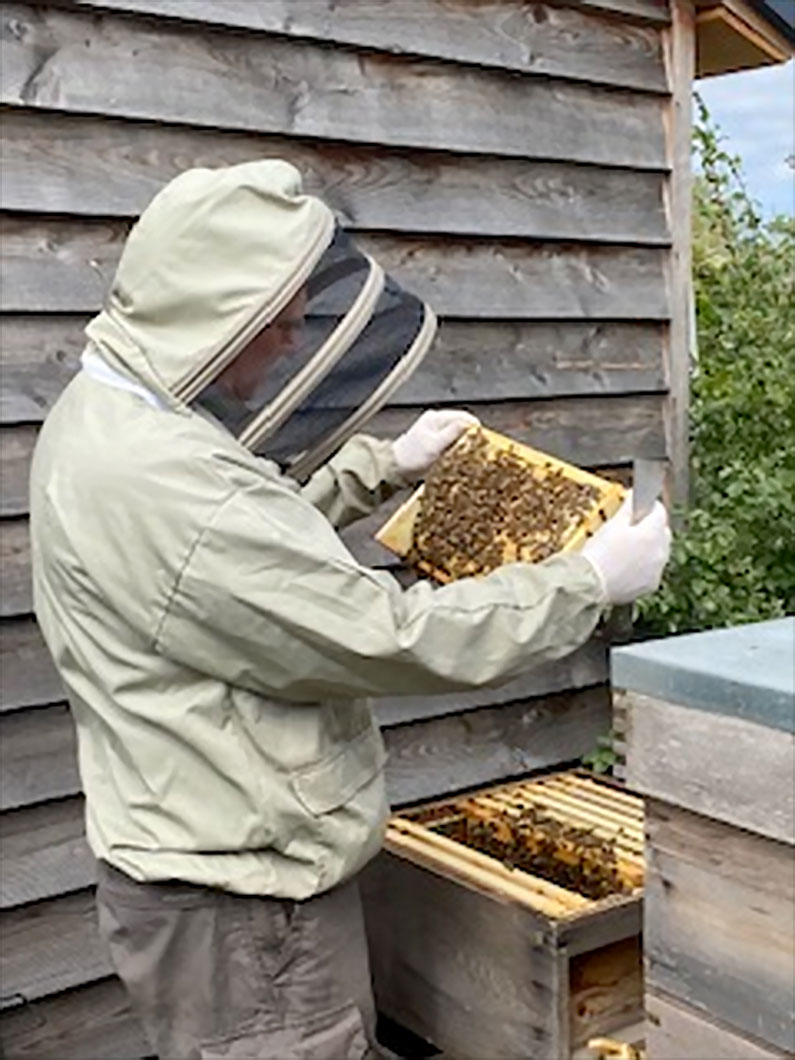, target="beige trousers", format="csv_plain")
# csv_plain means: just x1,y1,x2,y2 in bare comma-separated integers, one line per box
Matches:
96,862,381,1060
